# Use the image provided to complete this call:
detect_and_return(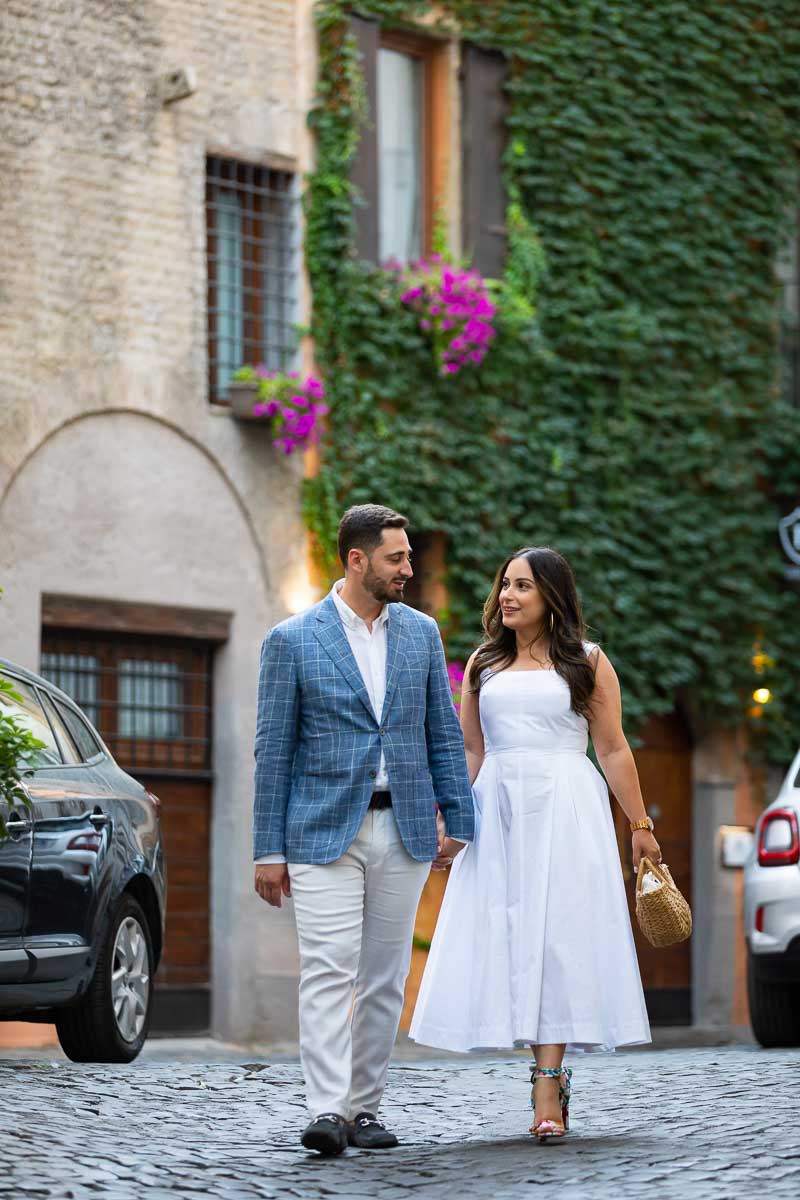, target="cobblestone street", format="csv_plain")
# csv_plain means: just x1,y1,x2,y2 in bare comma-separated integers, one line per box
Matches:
2,1044,798,1199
